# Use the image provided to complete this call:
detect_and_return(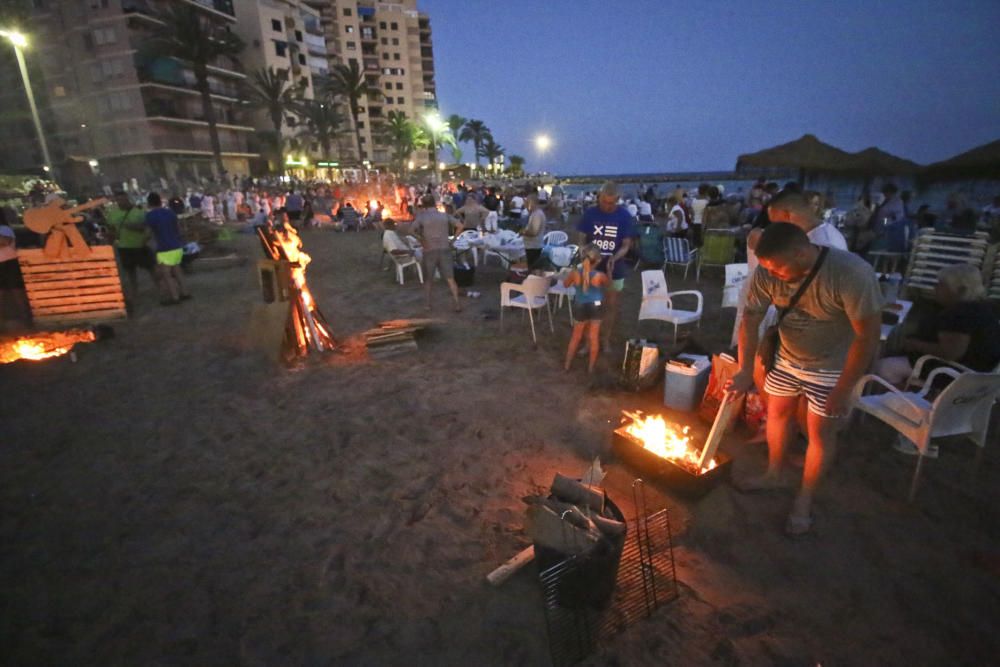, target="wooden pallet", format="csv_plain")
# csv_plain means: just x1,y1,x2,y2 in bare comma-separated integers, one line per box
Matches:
17,246,127,325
